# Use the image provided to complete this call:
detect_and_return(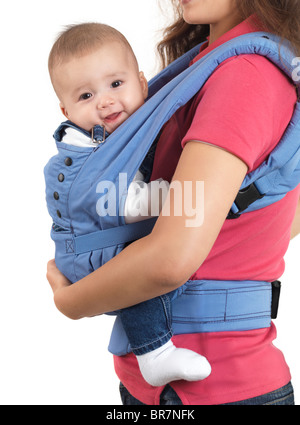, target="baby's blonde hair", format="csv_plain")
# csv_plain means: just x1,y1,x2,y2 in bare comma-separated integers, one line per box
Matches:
48,22,137,88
